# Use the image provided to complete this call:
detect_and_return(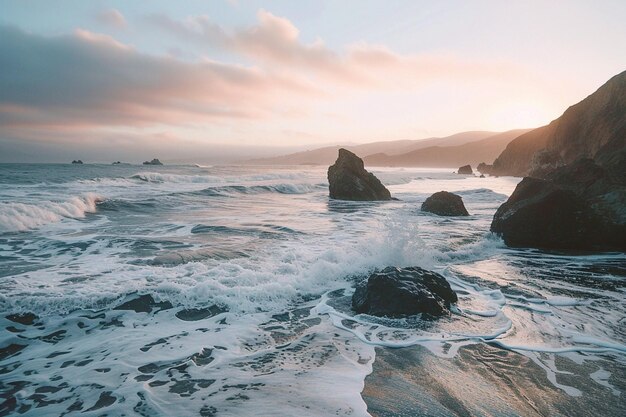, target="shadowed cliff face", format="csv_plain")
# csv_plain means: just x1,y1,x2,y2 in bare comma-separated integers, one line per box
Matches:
492,70,626,178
